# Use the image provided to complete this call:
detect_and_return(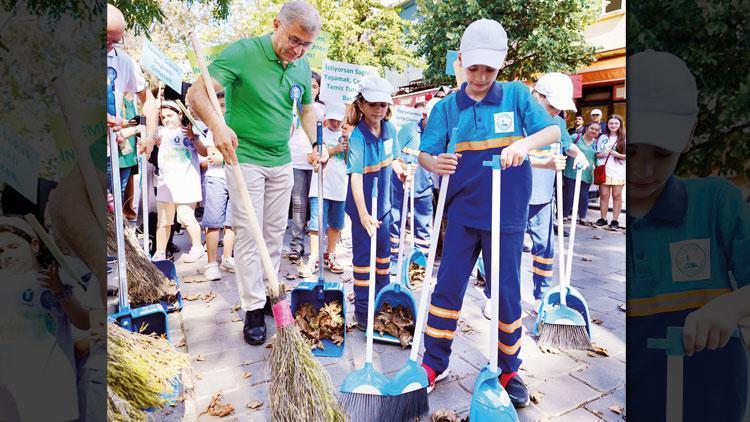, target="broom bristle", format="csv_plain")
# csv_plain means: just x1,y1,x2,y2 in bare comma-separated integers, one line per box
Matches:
269,318,346,421
537,323,591,350
379,388,429,421
338,392,386,422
